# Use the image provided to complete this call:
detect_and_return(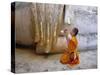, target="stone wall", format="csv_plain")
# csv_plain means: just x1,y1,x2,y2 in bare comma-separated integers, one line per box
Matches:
64,5,97,50
15,5,33,45
14,2,97,51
